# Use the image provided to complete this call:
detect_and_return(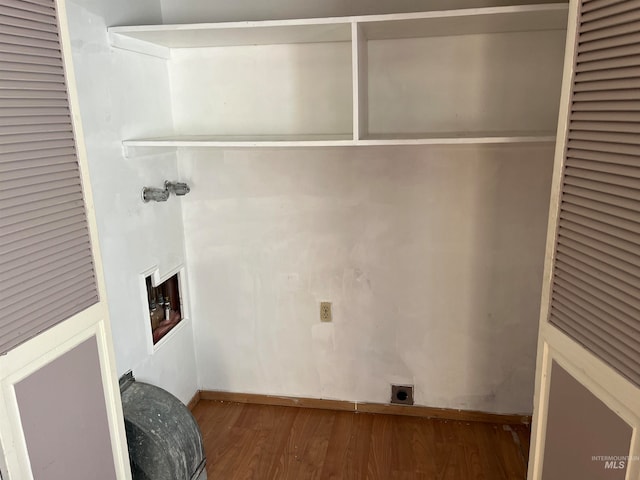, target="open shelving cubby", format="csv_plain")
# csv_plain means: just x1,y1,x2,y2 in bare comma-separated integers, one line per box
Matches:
352,4,568,144
109,3,568,154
